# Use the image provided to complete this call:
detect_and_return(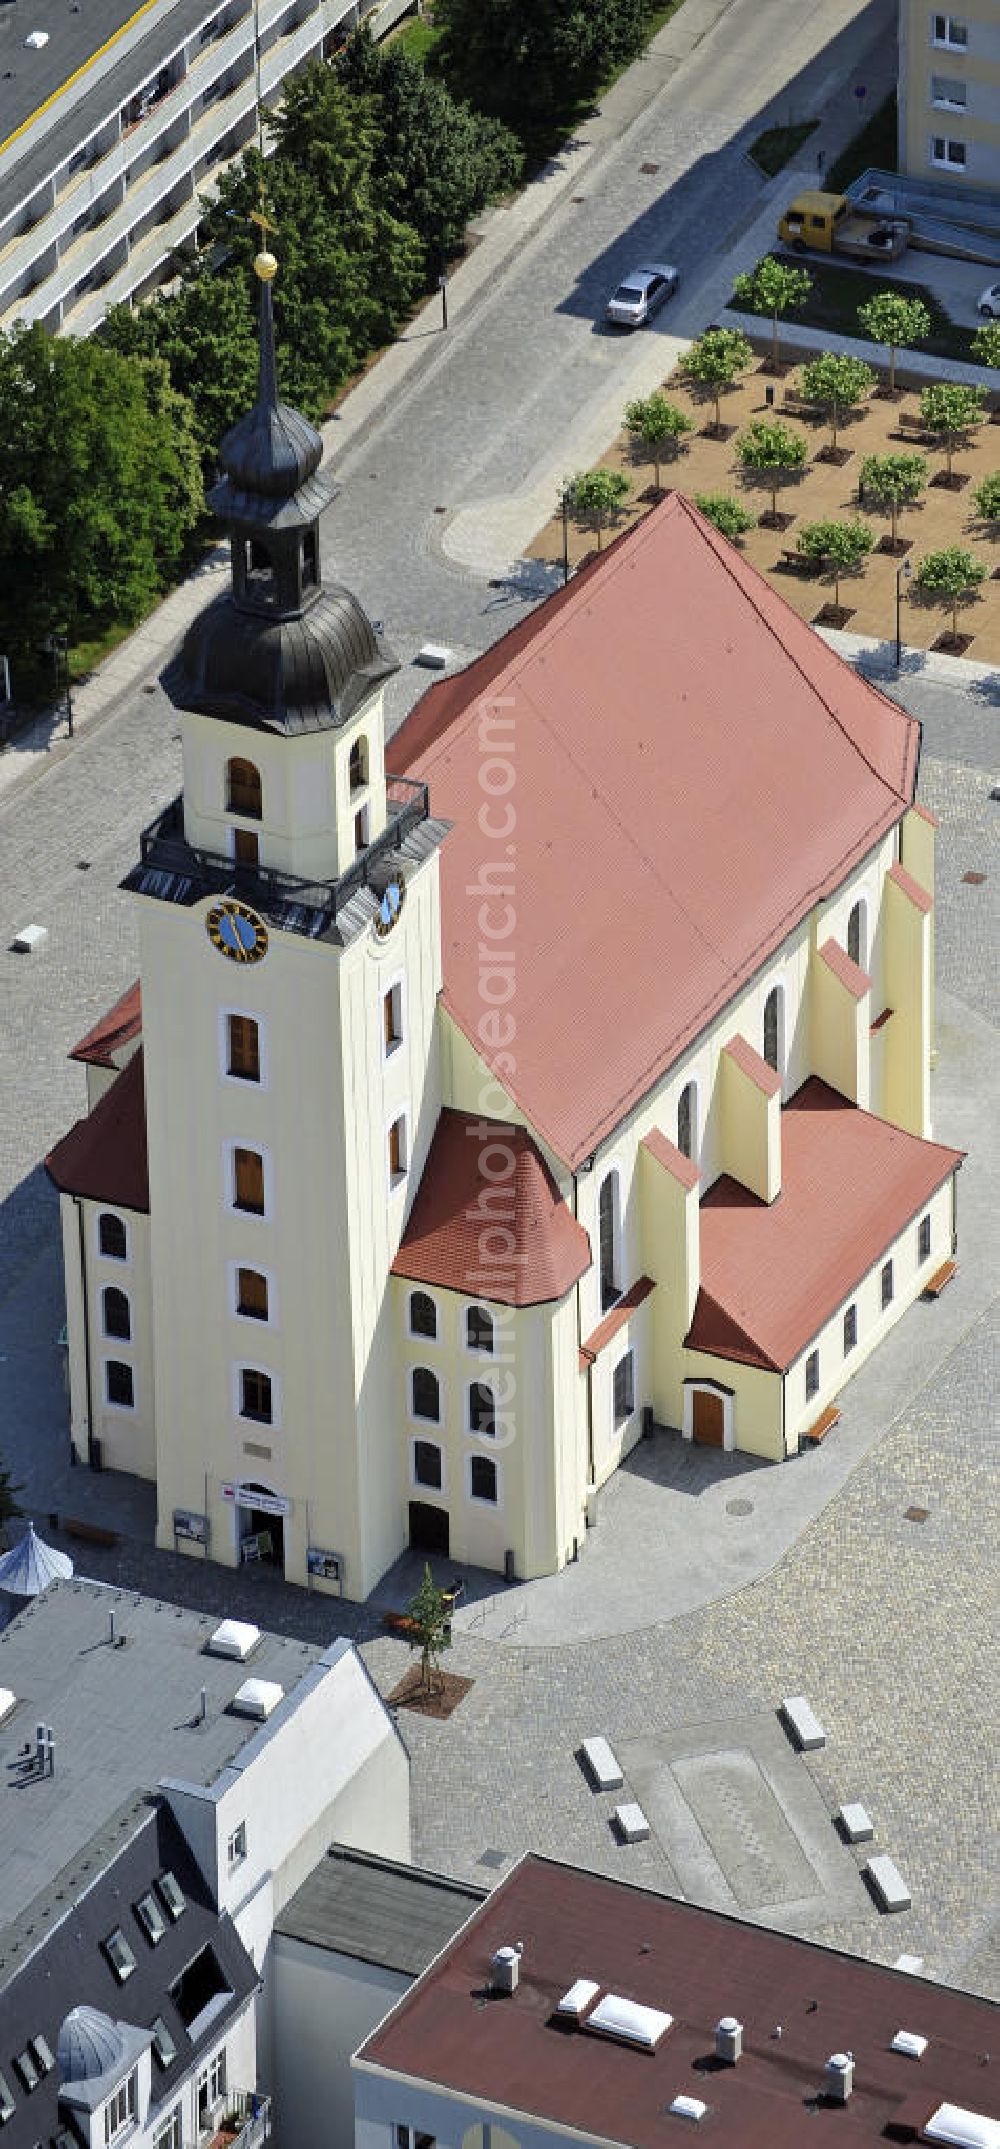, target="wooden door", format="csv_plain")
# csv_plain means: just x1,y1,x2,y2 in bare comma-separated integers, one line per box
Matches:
692,1389,725,1446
